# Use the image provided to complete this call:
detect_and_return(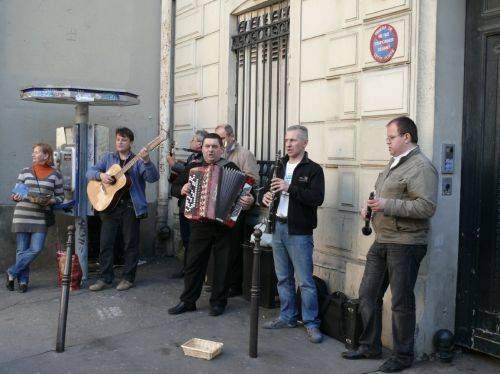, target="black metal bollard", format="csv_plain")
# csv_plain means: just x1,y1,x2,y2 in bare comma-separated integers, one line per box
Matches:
56,225,75,353
249,229,262,358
